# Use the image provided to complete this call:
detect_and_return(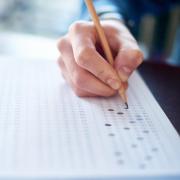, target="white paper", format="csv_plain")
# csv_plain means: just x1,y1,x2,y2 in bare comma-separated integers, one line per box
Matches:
0,56,180,179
